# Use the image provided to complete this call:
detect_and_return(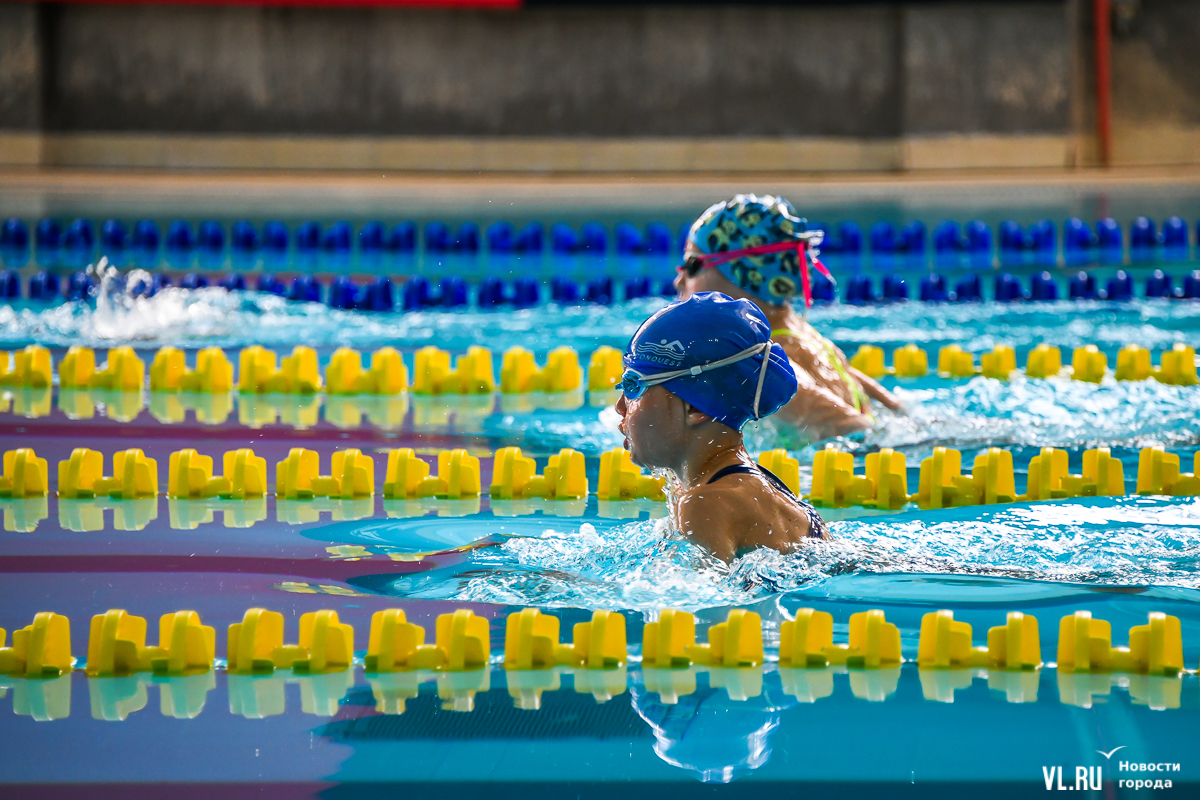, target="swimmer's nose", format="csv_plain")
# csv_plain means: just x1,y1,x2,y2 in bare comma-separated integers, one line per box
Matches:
672,270,685,295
